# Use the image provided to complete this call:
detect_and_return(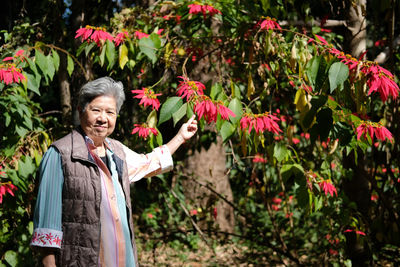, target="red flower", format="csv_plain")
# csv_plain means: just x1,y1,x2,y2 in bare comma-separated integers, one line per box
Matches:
213,207,217,219
271,204,280,211
0,182,17,204
134,31,149,39
319,179,337,197
131,124,158,139
0,65,26,85
190,209,198,216
329,249,339,256
147,213,154,219
315,34,329,45
240,112,282,135
176,76,205,101
363,64,399,102
193,97,235,123
253,153,267,163
272,197,282,204
188,3,221,19
292,137,300,144
344,229,366,236
356,121,393,143
258,17,282,30
75,26,113,46
131,87,161,110
114,30,129,46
